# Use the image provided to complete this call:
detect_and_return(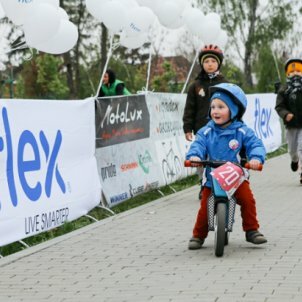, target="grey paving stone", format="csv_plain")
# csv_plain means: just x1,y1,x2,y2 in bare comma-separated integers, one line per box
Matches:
0,154,301,302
